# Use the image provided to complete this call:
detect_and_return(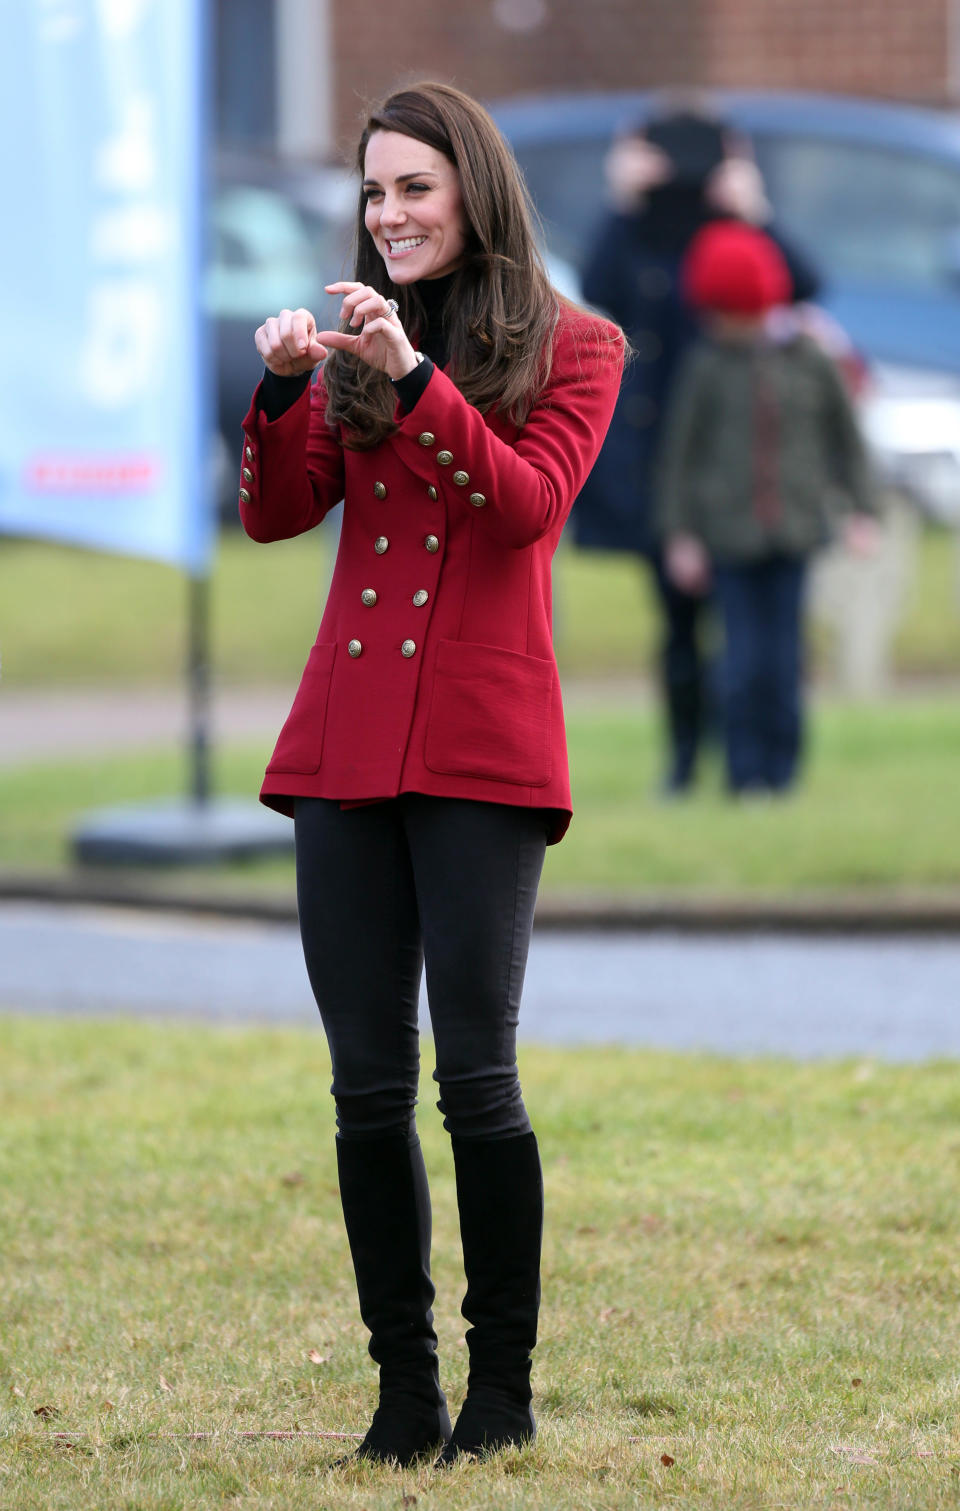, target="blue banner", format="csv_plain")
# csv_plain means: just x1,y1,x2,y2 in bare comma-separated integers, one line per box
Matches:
0,0,212,573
